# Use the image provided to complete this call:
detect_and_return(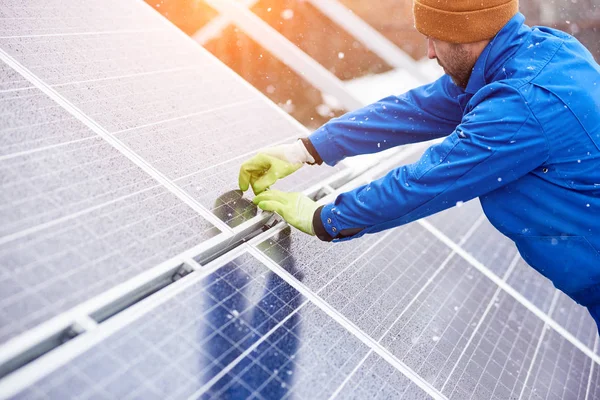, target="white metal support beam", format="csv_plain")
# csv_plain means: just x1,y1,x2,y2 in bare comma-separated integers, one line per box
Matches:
204,0,364,111
306,0,429,83
195,0,430,83
193,0,259,44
